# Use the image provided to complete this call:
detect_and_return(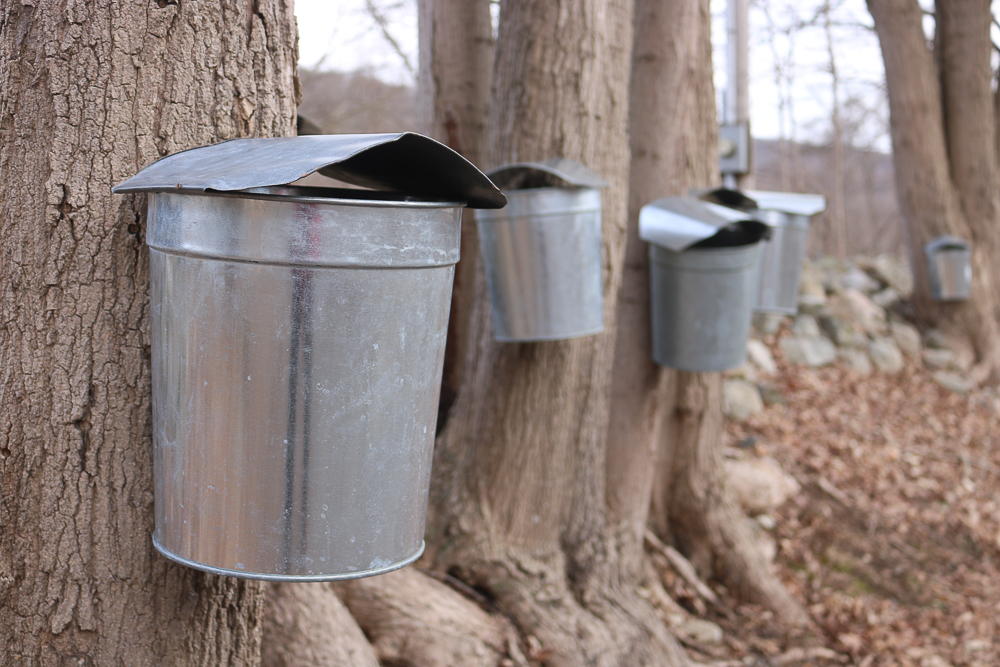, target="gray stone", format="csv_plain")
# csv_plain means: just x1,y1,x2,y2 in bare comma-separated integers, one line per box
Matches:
933,371,973,394
724,361,759,383
759,383,785,406
872,287,902,308
723,379,764,421
839,347,873,375
891,321,922,358
923,328,949,349
746,339,777,374
756,514,777,530
675,618,724,645
780,336,838,367
797,293,827,313
826,289,888,336
752,312,787,336
922,347,955,370
792,314,821,338
817,313,858,347
870,254,913,296
869,337,905,373
725,456,801,515
841,267,880,293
